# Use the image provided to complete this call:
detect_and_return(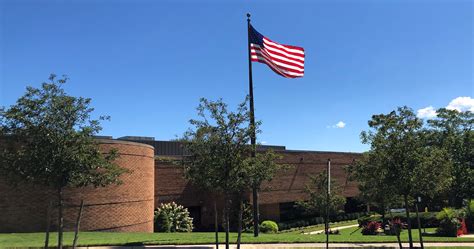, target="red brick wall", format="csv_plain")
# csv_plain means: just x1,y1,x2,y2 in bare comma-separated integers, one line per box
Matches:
0,139,155,233
154,150,360,226
258,151,360,205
